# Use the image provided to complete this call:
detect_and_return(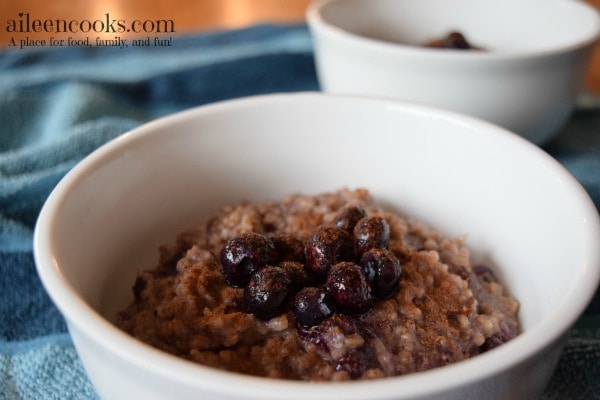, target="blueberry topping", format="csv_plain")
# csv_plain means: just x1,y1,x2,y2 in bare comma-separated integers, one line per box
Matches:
473,265,496,283
360,248,402,299
278,260,314,289
269,233,306,264
326,262,372,315
297,314,382,379
428,31,477,50
305,226,356,279
220,232,277,287
293,287,336,327
353,216,390,254
221,213,402,324
441,31,472,49
244,266,293,320
480,321,519,352
333,205,368,233
336,347,379,379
